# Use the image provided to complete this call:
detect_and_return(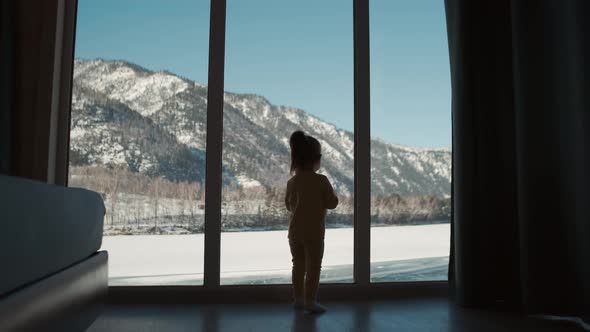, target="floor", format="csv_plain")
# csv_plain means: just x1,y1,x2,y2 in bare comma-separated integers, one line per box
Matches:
87,298,584,332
